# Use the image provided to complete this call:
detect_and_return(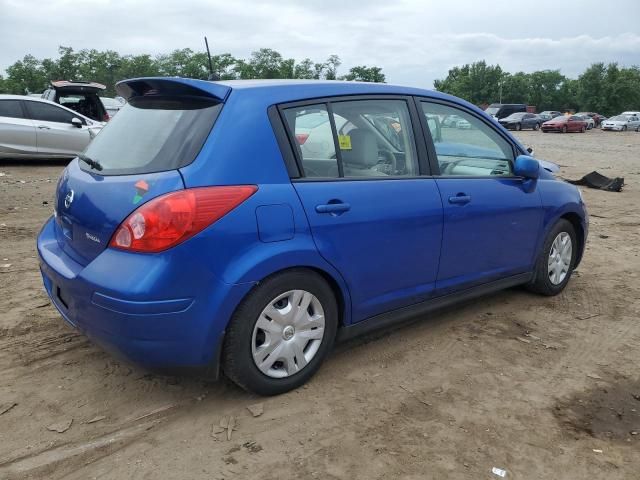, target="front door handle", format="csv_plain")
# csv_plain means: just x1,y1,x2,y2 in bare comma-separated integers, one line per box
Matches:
37,125,51,130
448,194,471,205
315,202,351,214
